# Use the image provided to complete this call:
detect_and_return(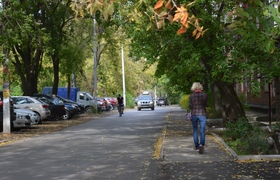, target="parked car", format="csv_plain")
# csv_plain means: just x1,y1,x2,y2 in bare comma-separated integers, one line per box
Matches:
0,91,16,132
32,94,81,120
101,97,113,111
12,109,32,130
35,97,66,120
56,95,85,115
14,107,40,125
137,95,155,111
156,98,169,106
104,97,117,110
12,96,51,124
97,98,110,111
